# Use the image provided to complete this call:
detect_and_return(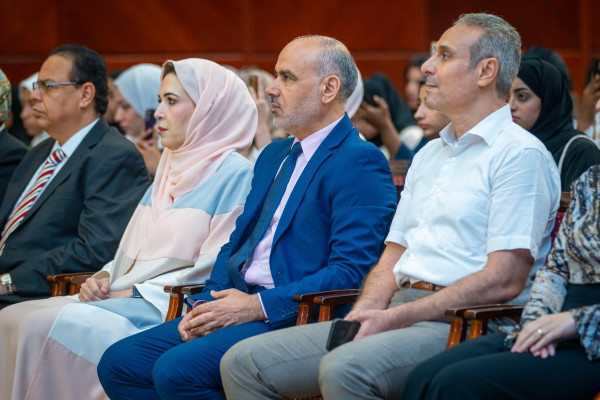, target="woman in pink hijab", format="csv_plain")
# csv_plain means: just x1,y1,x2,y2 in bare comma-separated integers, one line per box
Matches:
0,59,257,400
